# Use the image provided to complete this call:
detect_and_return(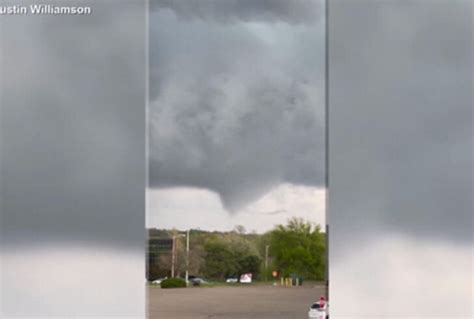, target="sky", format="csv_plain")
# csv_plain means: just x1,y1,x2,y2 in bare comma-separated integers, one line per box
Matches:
0,0,471,318
328,1,472,317
148,185,326,233
1,0,146,249
147,0,327,233
1,1,146,317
